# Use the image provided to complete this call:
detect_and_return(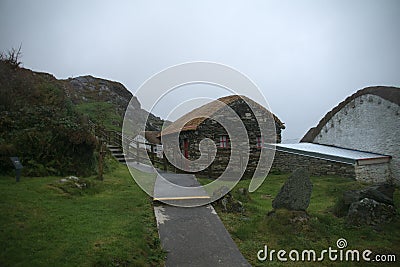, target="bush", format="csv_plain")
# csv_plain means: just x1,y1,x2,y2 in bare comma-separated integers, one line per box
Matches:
0,61,97,176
